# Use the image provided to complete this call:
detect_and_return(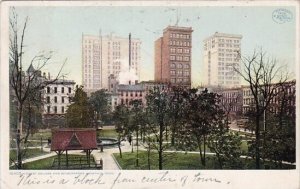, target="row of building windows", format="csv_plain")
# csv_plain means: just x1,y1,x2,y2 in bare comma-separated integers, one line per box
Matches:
46,96,69,104
46,87,72,94
170,55,190,61
170,70,190,76
170,78,190,83
46,106,65,114
218,39,240,43
169,40,190,47
170,63,190,69
170,48,190,54
169,33,190,39
120,91,143,97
